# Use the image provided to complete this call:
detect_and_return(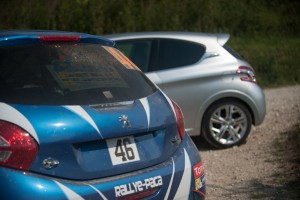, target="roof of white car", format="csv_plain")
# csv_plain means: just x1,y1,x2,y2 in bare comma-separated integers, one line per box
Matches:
105,32,230,46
